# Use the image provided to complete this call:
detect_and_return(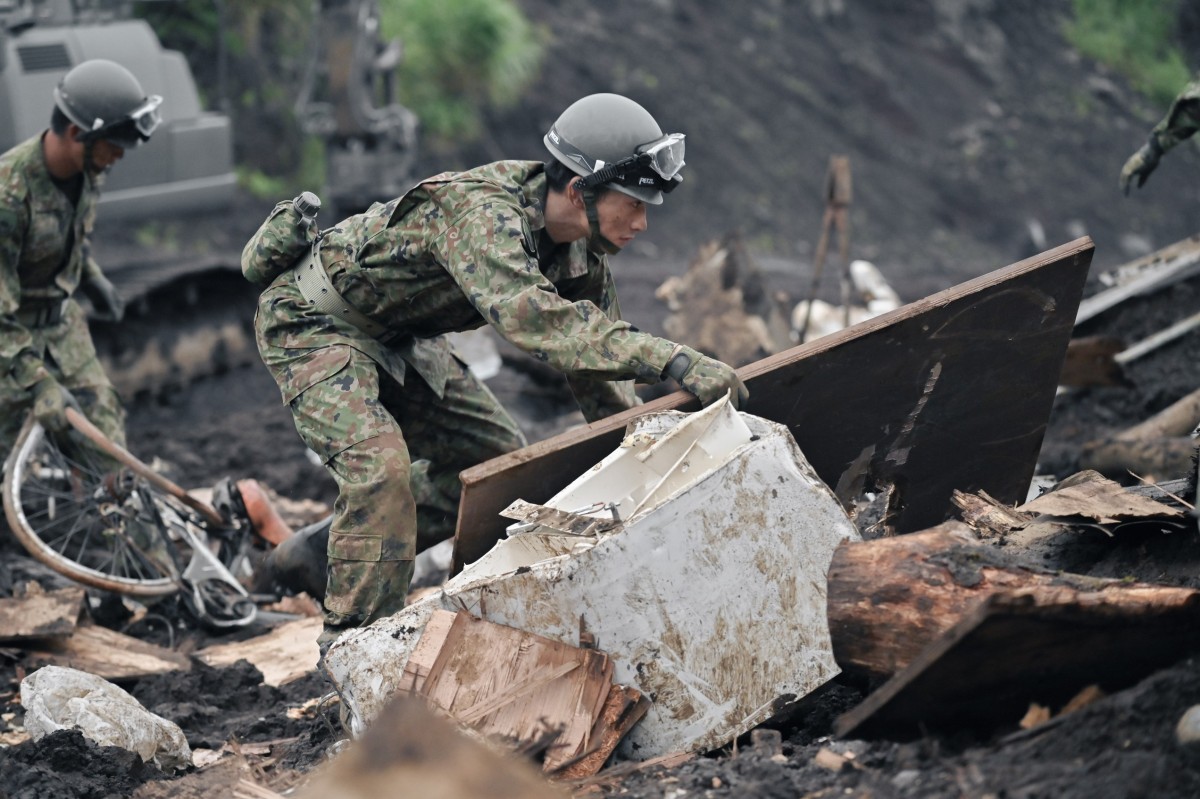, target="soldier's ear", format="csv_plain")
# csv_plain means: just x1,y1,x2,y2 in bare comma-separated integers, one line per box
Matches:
569,179,585,208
